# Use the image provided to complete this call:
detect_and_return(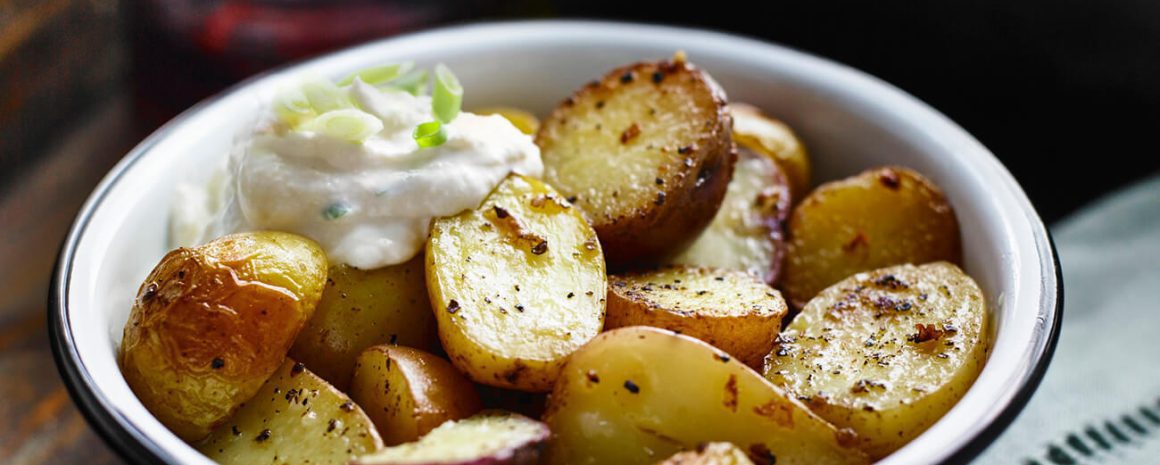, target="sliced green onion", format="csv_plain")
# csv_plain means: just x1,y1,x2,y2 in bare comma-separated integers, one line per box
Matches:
309,109,384,142
412,120,447,148
432,63,463,123
273,88,316,128
386,68,429,95
338,61,414,86
302,78,351,112
322,202,351,220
